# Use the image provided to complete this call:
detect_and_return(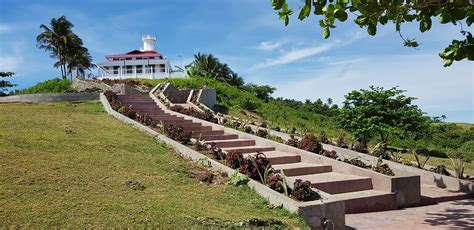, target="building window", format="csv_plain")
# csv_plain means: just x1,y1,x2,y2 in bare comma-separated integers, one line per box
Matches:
113,66,119,75
126,65,133,74
160,64,166,72
112,58,119,61
126,58,132,60
136,65,143,74
119,58,125,61
149,57,155,60
145,65,154,74
136,57,142,60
